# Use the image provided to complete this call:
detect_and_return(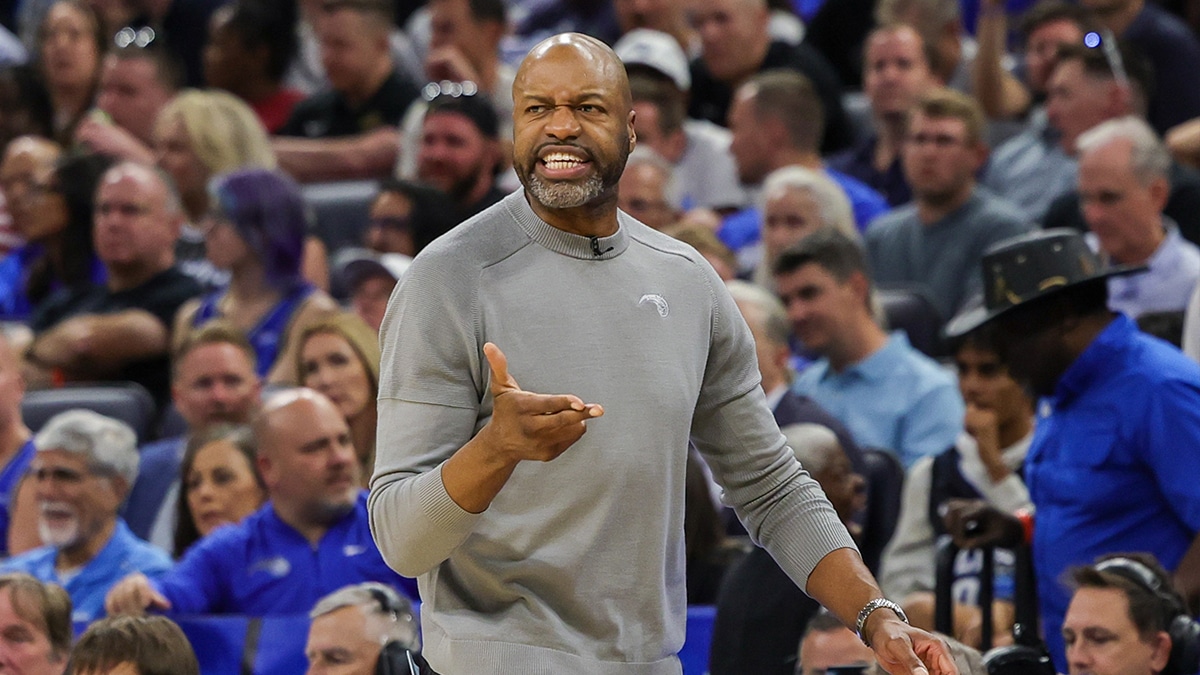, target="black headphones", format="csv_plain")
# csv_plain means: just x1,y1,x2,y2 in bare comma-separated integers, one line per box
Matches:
1094,557,1200,675
364,586,436,675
